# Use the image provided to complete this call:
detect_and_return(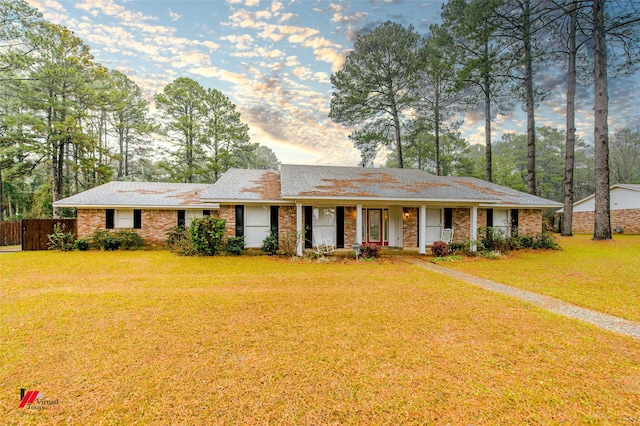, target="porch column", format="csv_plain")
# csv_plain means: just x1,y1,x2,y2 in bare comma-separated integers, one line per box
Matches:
419,205,426,254
471,206,478,252
296,202,303,256
356,204,363,244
